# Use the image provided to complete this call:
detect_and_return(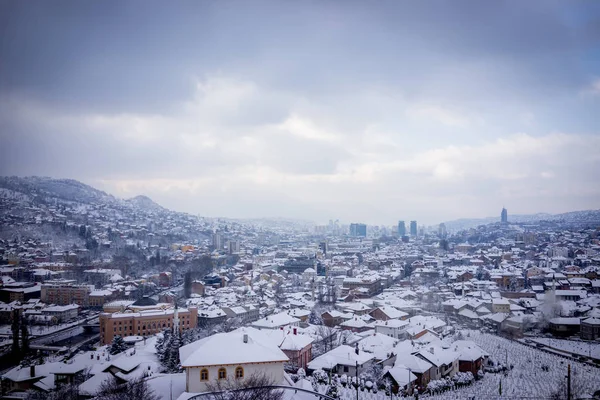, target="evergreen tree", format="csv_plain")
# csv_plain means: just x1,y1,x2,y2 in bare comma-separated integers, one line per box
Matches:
155,329,171,365
109,335,127,355
309,308,323,325
164,332,182,373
